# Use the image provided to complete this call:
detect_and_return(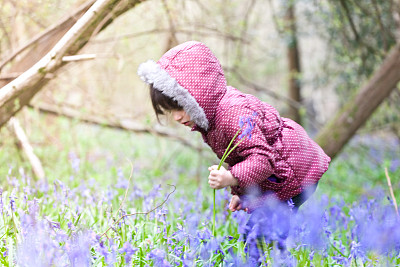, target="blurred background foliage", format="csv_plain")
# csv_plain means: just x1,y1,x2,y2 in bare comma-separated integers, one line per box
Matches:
0,0,399,201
